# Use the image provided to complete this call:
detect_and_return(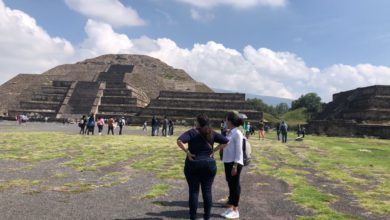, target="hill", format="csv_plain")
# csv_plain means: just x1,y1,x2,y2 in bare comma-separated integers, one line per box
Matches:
280,107,309,127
